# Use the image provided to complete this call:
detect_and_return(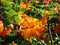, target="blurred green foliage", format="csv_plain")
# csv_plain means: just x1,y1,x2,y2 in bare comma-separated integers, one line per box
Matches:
0,0,60,45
